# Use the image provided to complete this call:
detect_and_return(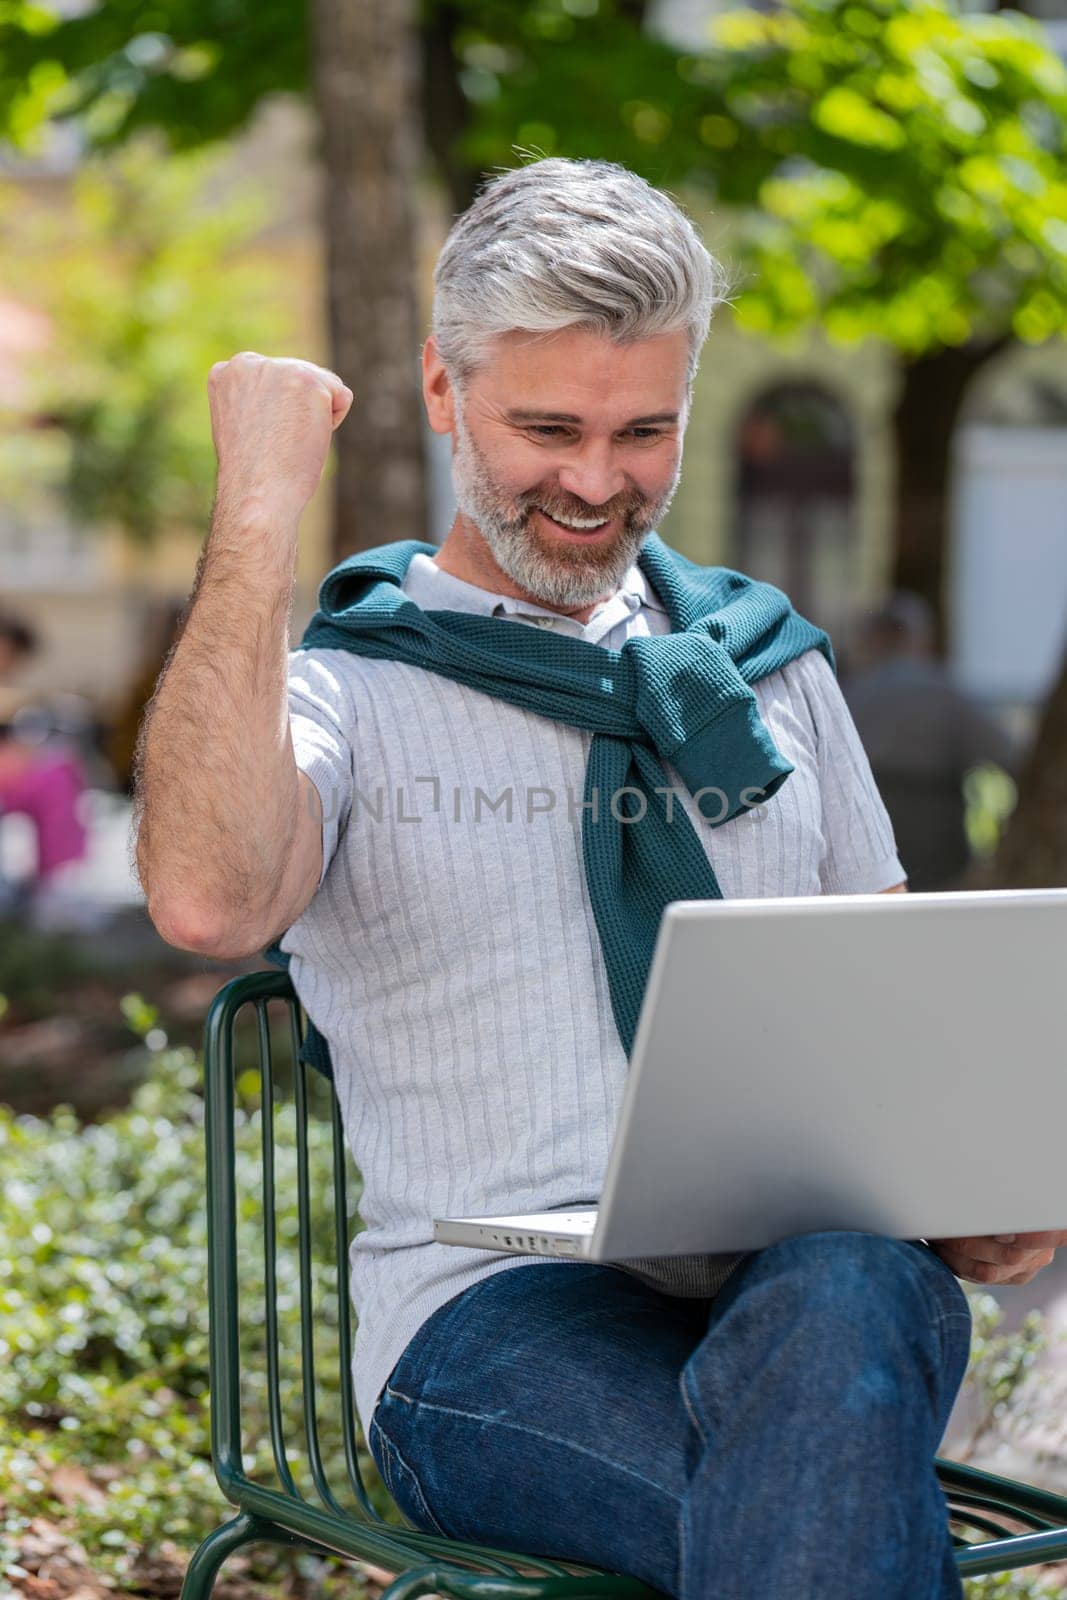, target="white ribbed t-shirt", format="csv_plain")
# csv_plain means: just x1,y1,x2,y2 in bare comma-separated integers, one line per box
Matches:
280,551,905,1436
